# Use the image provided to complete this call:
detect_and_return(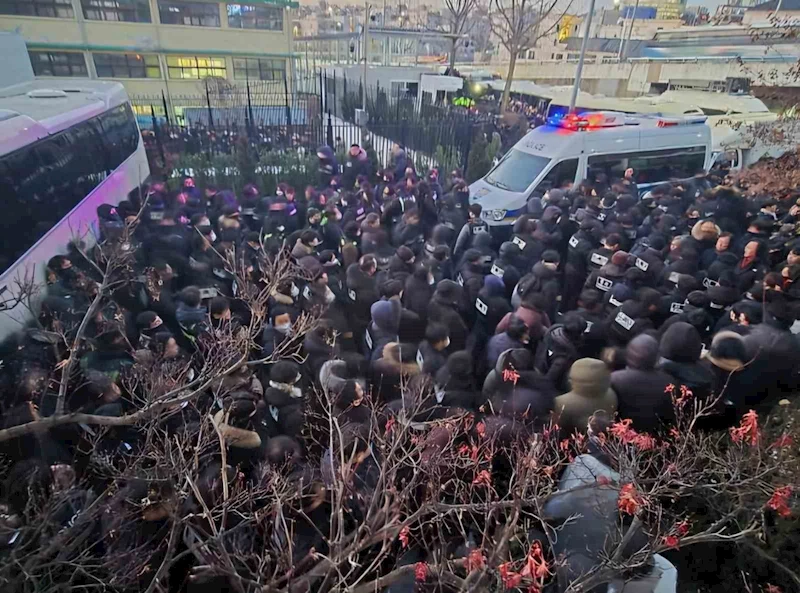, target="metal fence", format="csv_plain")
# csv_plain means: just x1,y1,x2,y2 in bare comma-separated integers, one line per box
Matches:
136,72,492,178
